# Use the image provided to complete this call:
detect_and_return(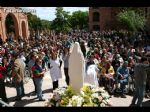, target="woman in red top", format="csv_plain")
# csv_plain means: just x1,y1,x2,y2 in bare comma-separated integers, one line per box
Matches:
32,58,45,101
